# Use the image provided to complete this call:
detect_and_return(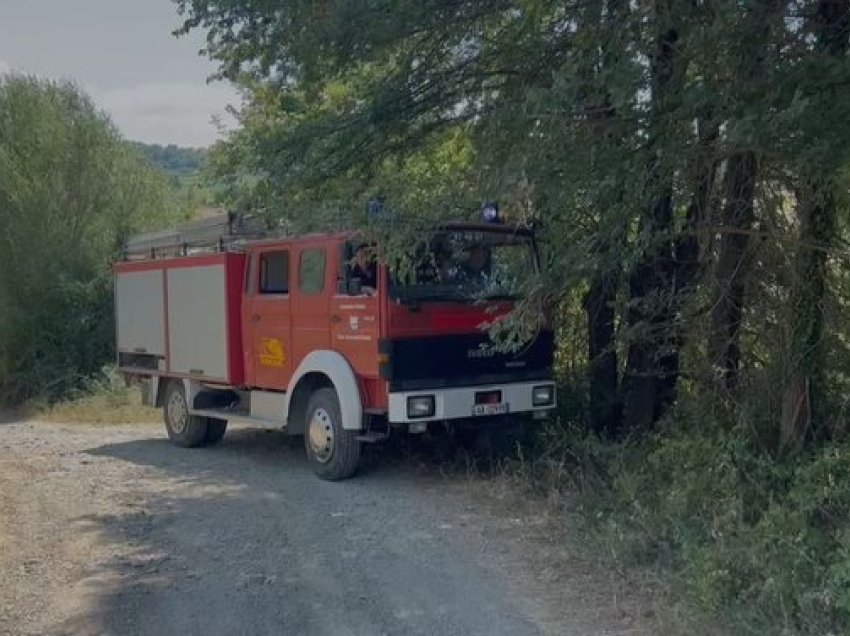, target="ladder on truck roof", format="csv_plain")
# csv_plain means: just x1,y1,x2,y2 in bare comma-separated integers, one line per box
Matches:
122,211,269,261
